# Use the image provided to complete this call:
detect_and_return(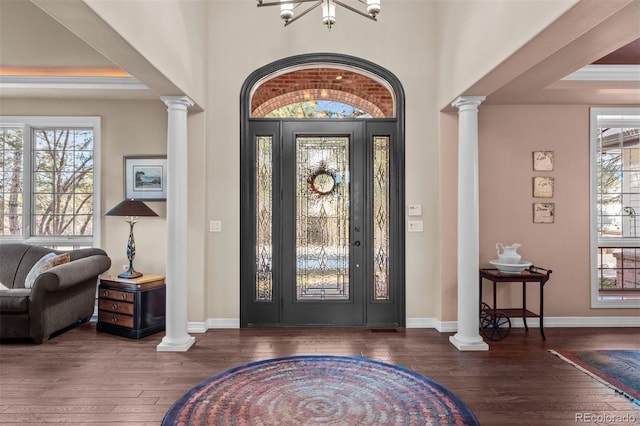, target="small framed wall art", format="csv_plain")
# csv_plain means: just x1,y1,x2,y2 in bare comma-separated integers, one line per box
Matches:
124,155,167,201
533,202,554,224
532,151,554,171
533,176,554,198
